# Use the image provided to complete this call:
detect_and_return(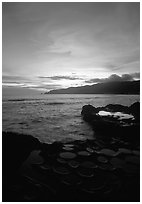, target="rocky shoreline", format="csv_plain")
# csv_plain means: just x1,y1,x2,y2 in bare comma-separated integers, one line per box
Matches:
2,102,140,201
